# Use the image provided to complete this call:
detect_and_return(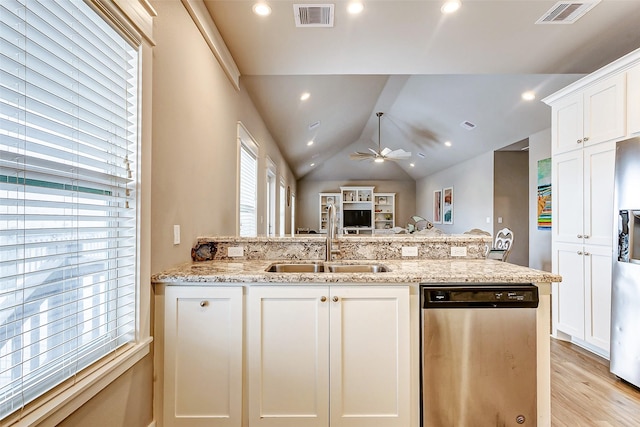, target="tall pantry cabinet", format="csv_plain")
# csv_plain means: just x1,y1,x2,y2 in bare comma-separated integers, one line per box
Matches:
544,47,640,357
